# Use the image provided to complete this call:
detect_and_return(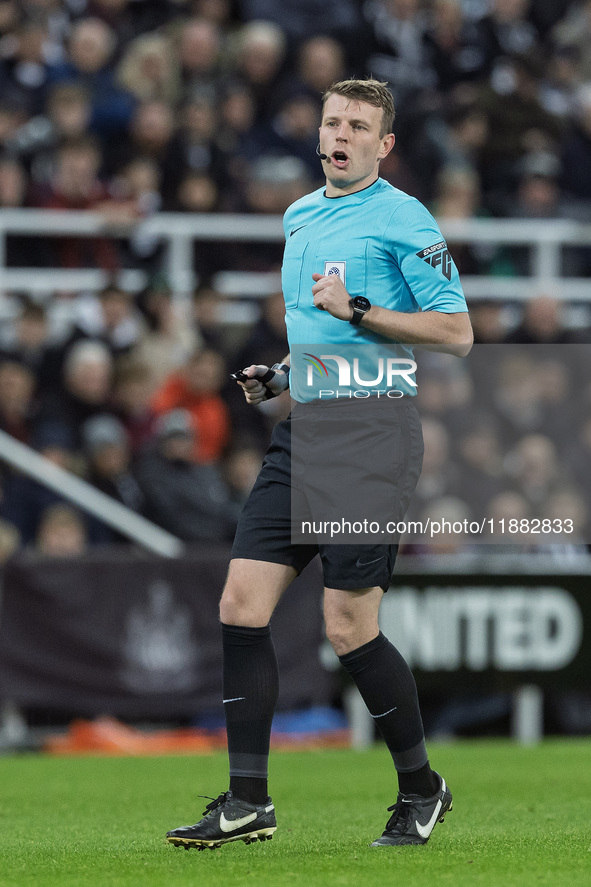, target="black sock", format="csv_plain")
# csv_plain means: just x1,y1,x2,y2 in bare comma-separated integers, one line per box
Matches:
222,623,278,804
229,775,268,805
398,762,439,797
339,631,437,797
